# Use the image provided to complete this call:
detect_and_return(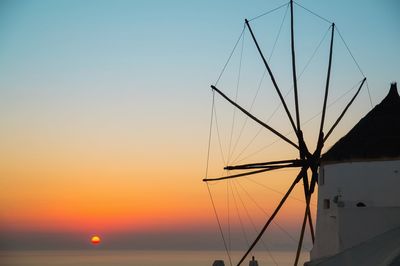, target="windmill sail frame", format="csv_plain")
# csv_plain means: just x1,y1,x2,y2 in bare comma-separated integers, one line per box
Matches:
204,1,367,265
